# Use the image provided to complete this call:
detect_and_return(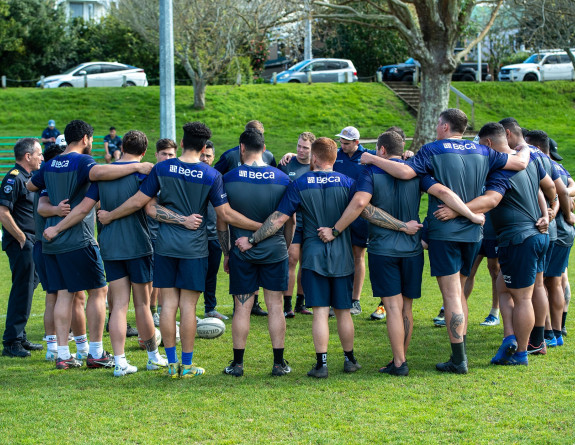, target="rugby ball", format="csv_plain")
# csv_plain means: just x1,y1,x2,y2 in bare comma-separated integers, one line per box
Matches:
197,317,226,339
138,327,162,350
